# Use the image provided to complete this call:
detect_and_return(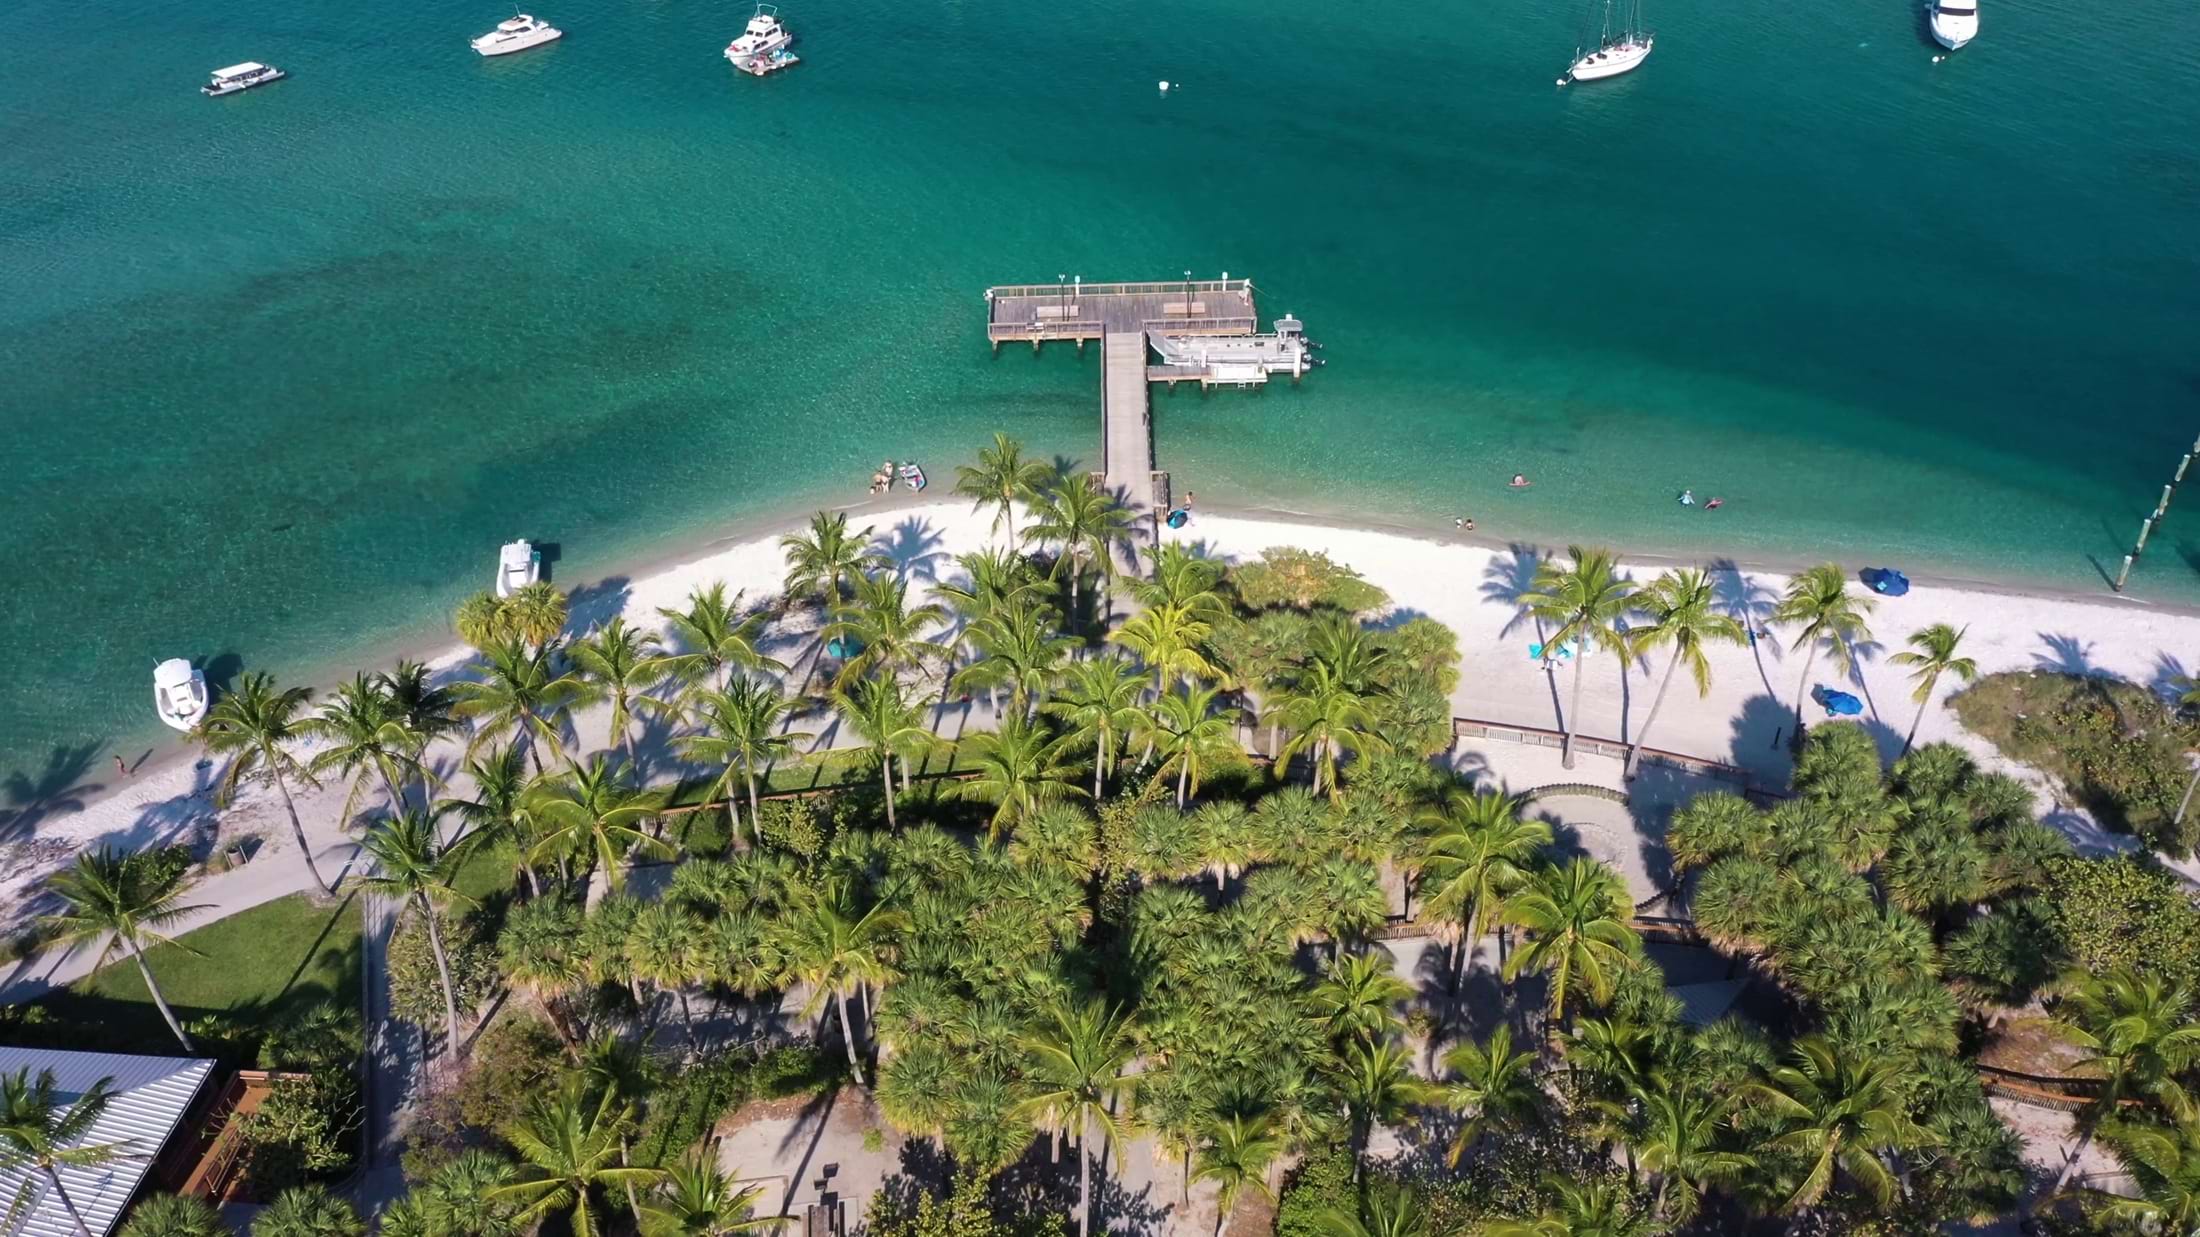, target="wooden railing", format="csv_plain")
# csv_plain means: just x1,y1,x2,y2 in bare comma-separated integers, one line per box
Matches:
986,278,1251,299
